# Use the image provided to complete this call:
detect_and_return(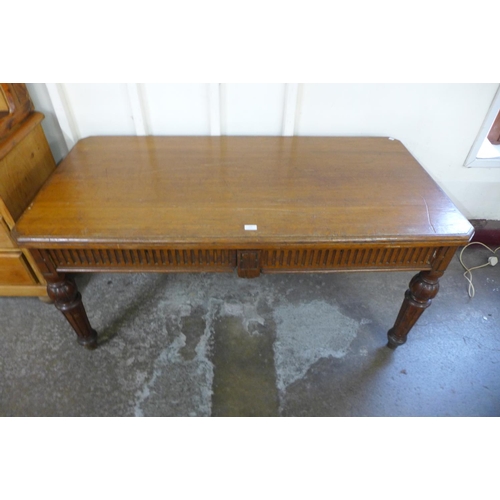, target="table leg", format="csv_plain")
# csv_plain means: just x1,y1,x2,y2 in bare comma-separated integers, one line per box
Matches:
387,270,442,349
29,249,98,349
46,275,98,349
